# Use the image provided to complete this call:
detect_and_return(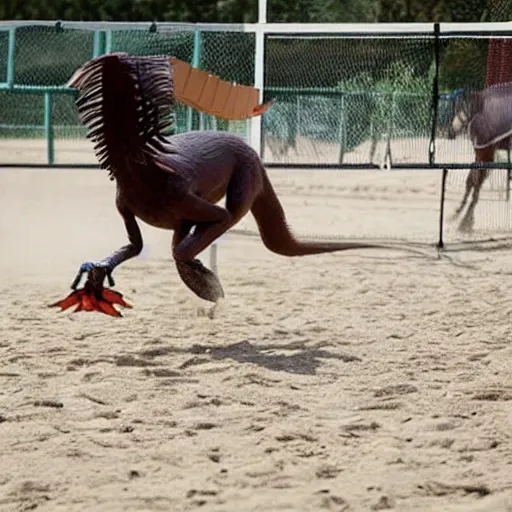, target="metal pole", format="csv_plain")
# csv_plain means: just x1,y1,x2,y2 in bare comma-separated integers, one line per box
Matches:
250,0,268,156
6,27,16,89
429,22,441,167
105,30,113,54
209,239,218,276
44,92,55,165
337,93,345,164
437,168,448,250
250,0,267,157
187,30,202,132
250,30,265,157
92,30,106,57
259,0,267,23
